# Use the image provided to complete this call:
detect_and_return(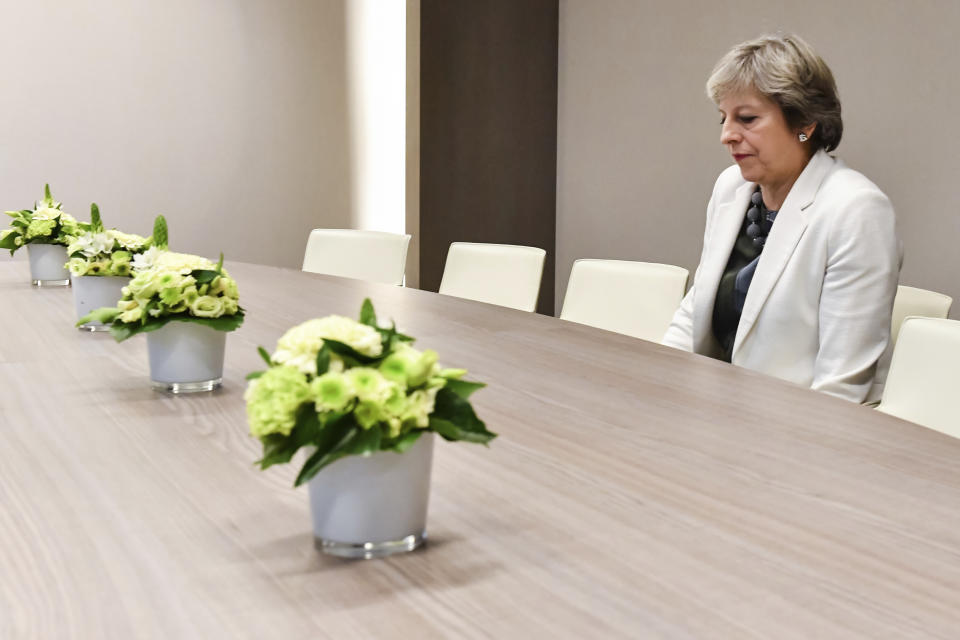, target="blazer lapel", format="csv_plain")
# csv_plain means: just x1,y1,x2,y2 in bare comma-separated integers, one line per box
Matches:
693,181,753,350
732,150,836,356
